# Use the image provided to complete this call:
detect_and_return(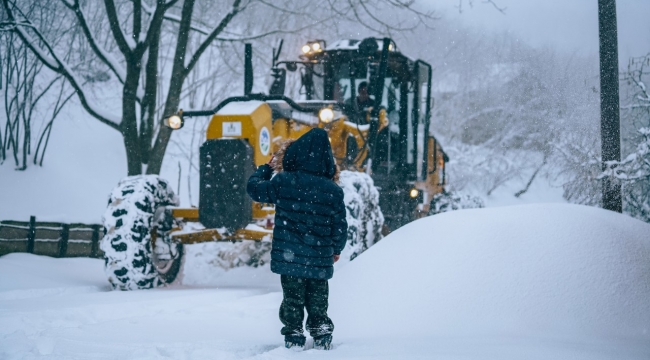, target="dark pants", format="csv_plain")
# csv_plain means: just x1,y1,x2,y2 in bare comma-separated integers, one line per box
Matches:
280,275,334,340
